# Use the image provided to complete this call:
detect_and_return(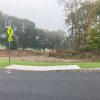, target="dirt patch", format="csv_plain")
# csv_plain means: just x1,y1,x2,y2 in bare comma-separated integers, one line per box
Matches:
15,56,82,62
0,49,86,62
0,50,45,57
